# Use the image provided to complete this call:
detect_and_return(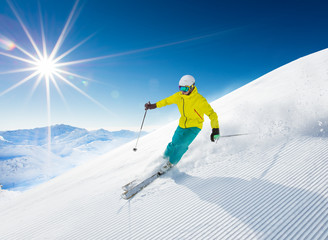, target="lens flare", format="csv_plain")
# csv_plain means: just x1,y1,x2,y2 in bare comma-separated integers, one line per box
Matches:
0,37,16,51
111,90,120,99
82,80,88,87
